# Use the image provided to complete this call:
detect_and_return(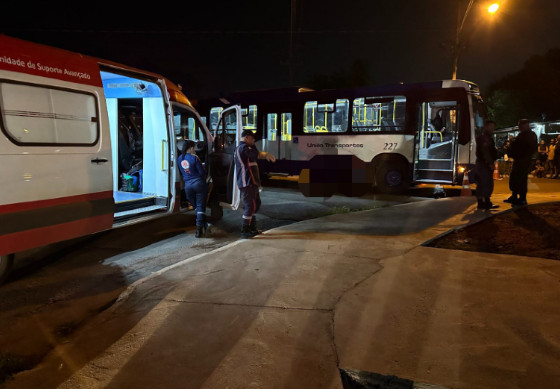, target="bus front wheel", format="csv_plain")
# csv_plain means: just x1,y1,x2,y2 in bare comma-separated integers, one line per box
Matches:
375,162,409,194
0,254,14,285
